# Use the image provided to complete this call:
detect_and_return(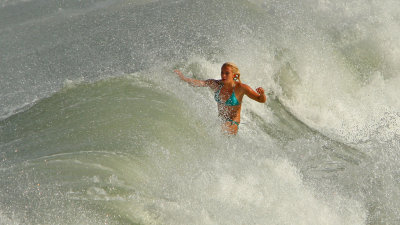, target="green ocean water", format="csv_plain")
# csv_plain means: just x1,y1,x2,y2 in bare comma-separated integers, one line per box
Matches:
1,0,400,224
